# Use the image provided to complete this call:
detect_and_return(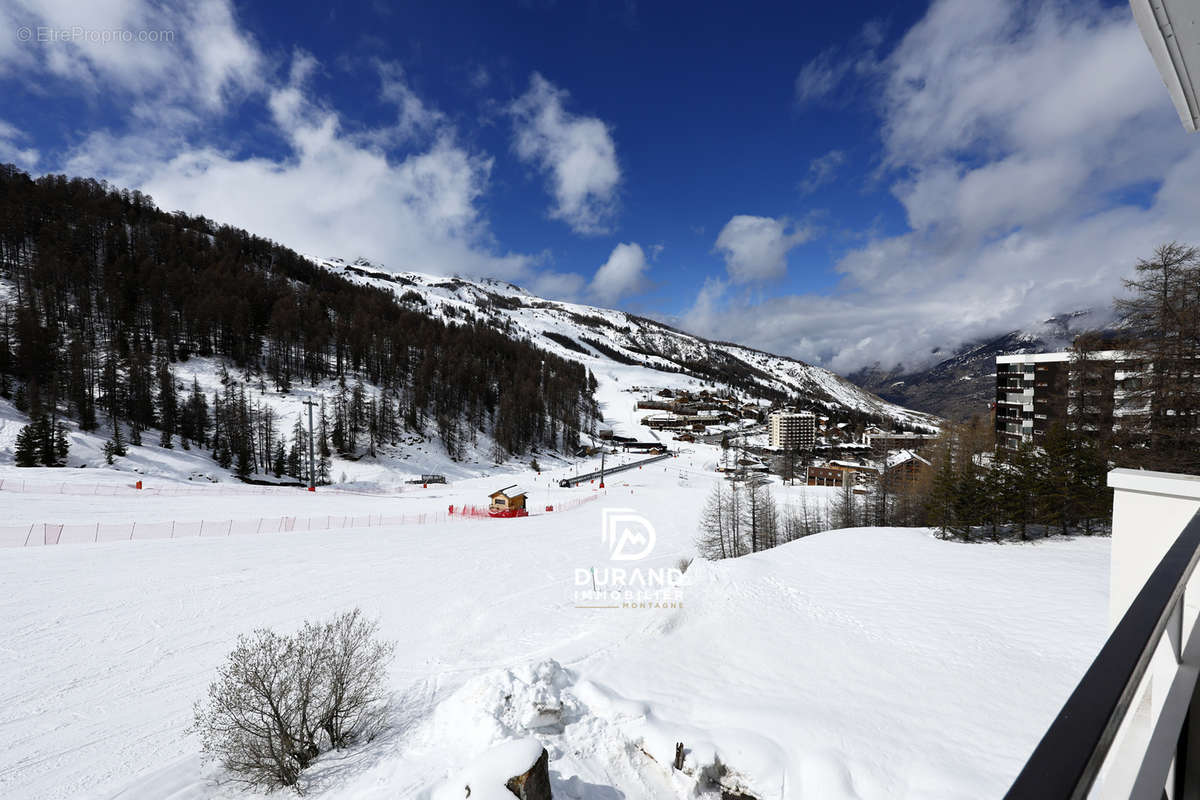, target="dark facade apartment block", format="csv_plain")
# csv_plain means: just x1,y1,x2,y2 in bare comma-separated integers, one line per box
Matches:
995,351,1125,450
